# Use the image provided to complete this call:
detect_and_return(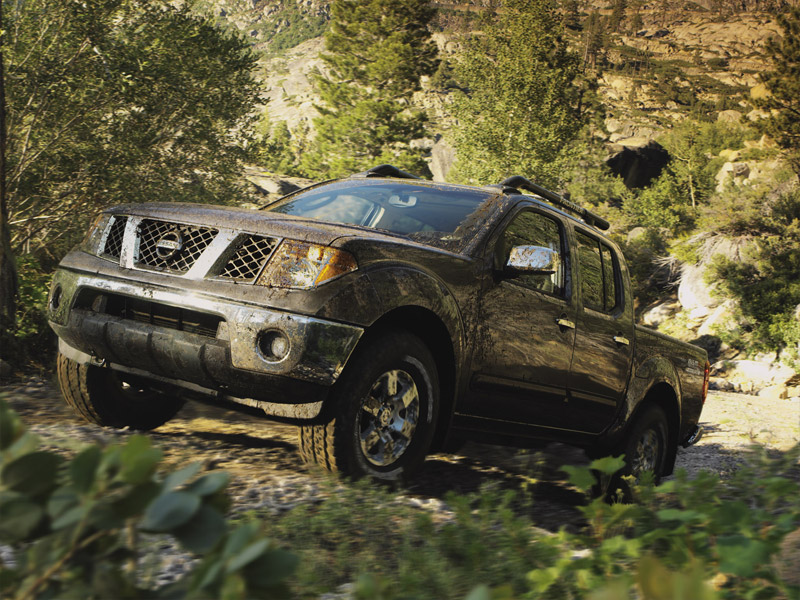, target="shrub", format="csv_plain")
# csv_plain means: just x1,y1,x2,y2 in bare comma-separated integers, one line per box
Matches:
0,399,297,599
